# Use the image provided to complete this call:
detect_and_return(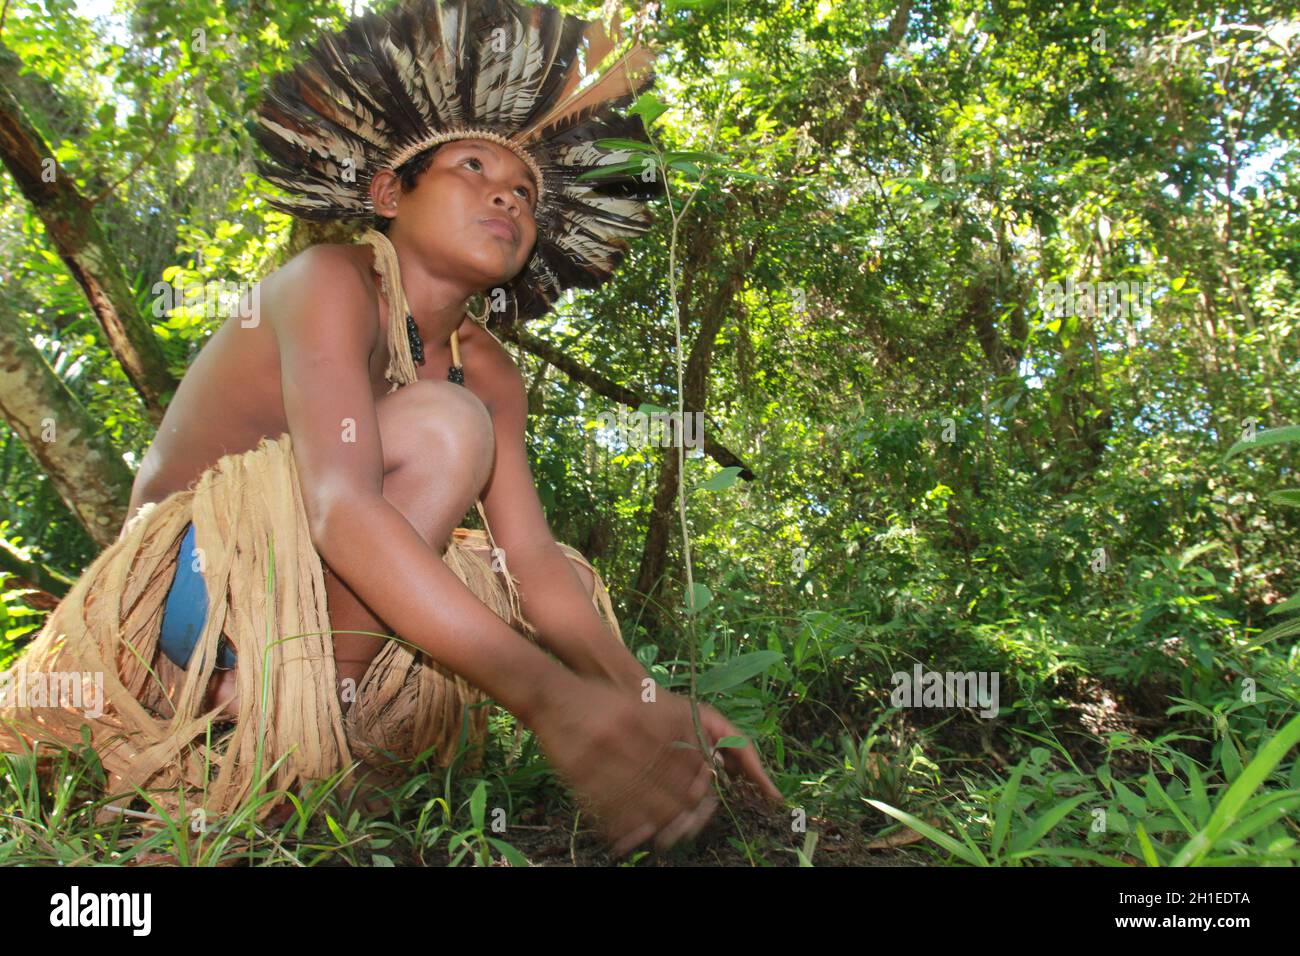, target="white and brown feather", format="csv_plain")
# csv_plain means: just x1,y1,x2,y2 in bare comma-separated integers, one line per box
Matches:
253,0,663,323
